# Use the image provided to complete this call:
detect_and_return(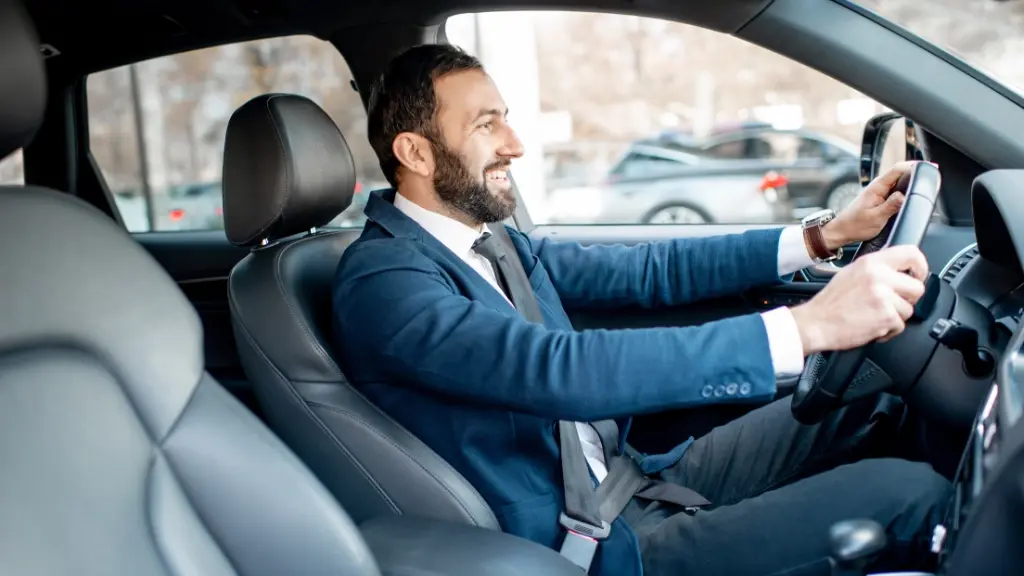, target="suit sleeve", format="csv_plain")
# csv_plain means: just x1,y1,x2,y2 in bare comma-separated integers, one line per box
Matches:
333,241,777,422
526,227,786,311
